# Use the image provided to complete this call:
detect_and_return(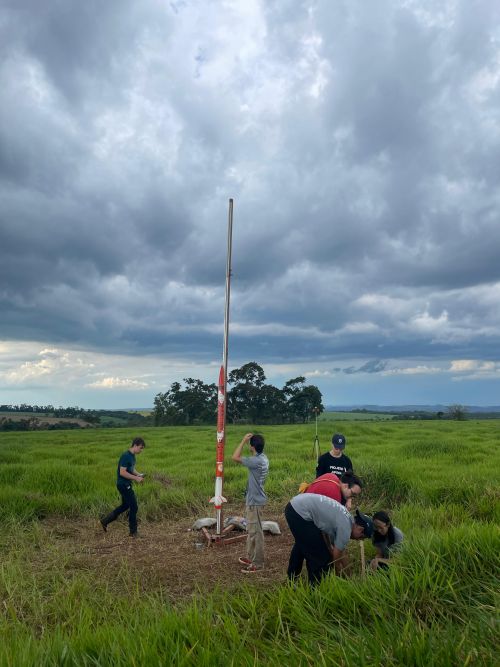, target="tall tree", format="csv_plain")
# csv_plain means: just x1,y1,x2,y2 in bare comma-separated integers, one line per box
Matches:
154,363,323,426
447,404,468,421
153,379,216,425
284,377,324,423
153,382,183,426
227,362,267,423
